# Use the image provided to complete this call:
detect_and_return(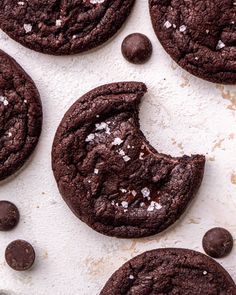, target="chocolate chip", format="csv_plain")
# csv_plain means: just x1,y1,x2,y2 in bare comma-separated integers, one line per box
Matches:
5,240,35,271
0,201,19,231
202,227,233,258
121,33,152,64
